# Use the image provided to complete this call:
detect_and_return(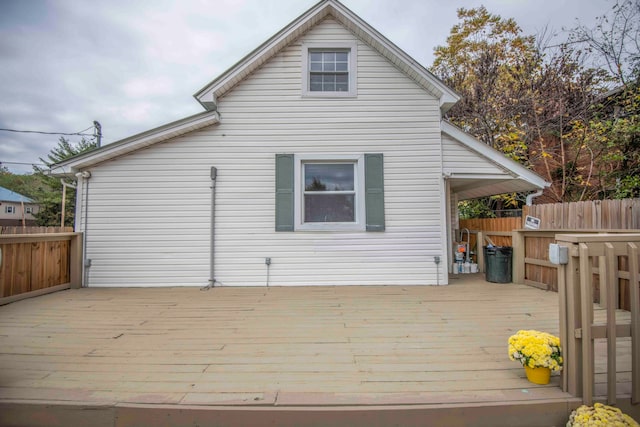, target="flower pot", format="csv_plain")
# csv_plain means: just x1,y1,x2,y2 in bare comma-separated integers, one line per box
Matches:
524,365,551,385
